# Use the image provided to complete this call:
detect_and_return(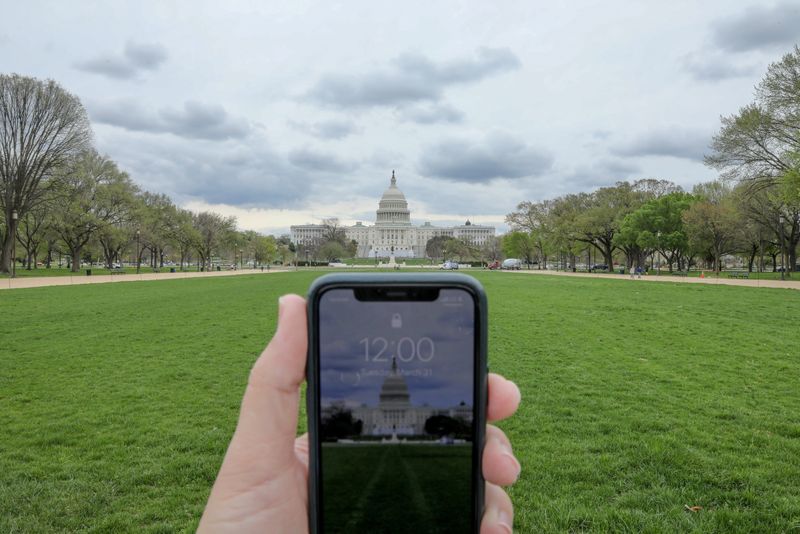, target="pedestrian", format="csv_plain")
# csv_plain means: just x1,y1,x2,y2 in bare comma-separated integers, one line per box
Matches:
630,266,635,279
